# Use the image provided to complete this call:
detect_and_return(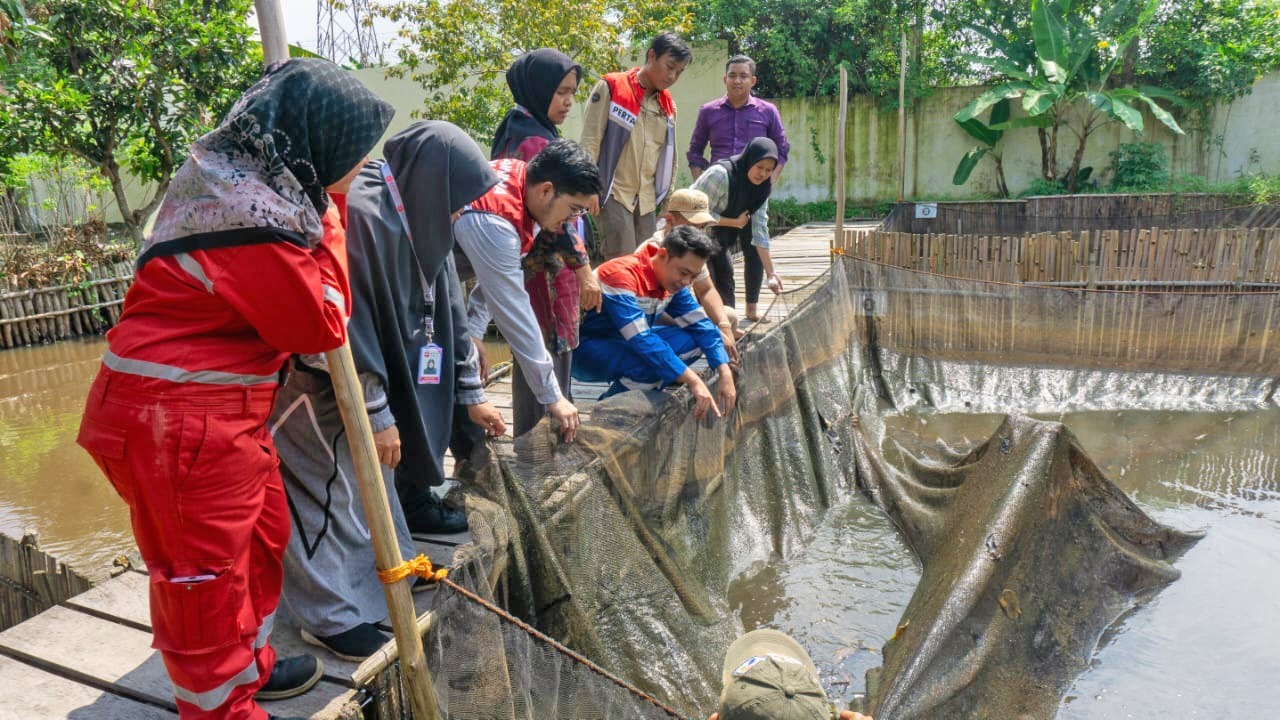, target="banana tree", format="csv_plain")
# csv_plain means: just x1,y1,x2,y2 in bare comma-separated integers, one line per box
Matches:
953,98,1011,197
954,0,1185,192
